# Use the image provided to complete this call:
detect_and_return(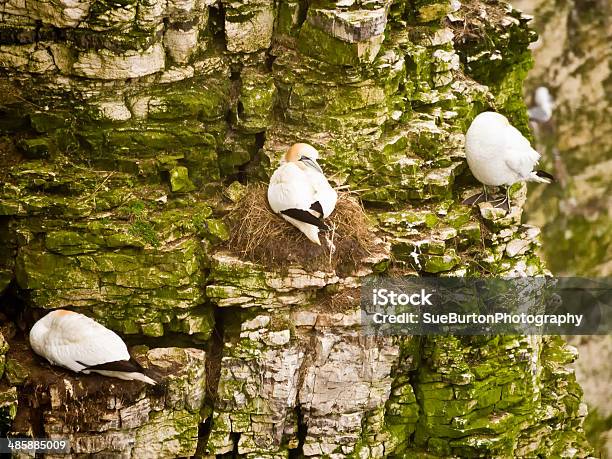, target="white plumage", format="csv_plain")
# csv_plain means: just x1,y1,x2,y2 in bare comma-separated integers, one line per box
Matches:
528,86,554,123
29,310,157,385
464,112,553,209
267,143,337,245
